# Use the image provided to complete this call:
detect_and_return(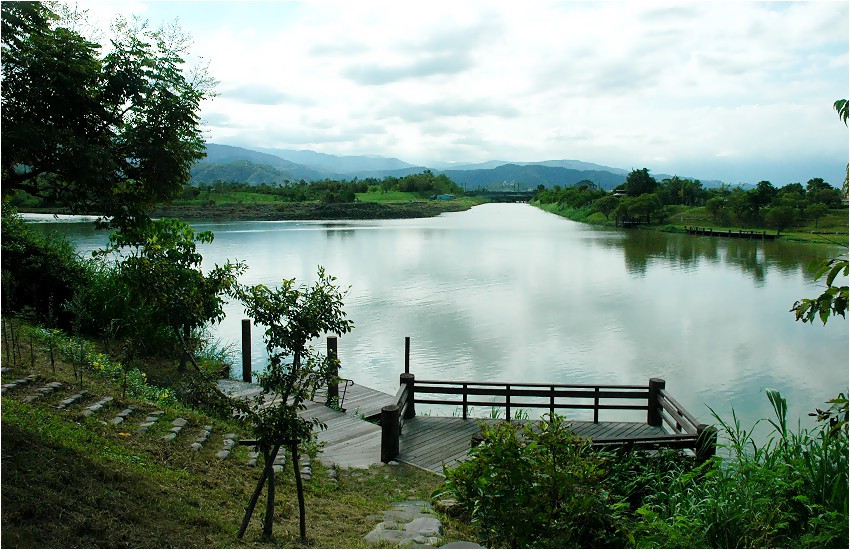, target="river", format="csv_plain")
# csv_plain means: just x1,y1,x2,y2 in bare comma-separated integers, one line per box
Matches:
27,203,849,436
